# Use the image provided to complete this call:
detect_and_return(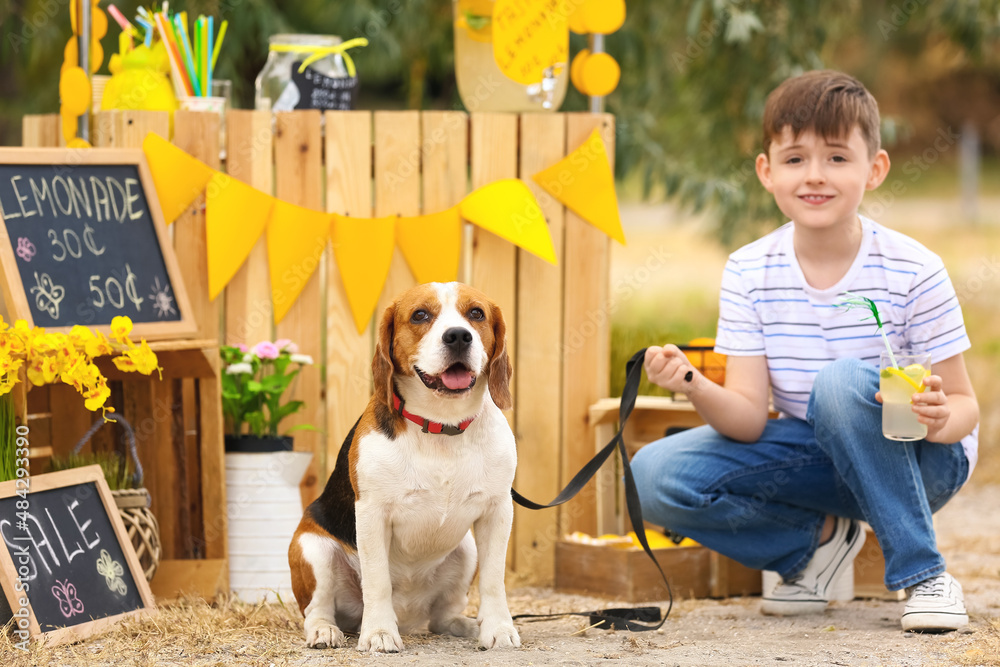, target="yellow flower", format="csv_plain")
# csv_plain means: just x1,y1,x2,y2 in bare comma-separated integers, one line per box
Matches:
83,378,111,411
110,316,133,344
85,331,115,358
26,355,59,385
